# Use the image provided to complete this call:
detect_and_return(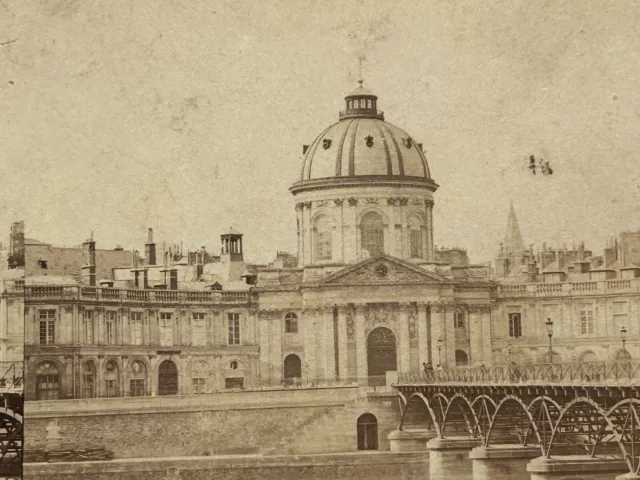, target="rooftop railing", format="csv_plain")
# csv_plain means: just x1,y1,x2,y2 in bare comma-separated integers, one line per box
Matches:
497,278,640,297
25,286,253,305
396,361,640,386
